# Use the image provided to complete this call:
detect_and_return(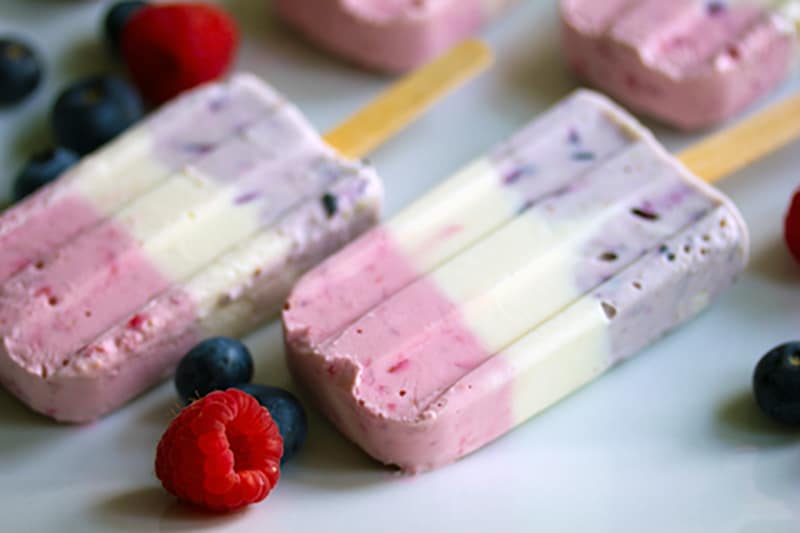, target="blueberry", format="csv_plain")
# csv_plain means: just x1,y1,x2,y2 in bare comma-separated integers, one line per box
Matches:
753,342,800,424
14,147,79,201
235,384,308,464
175,337,254,405
103,1,148,55
51,76,144,155
0,37,42,105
